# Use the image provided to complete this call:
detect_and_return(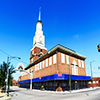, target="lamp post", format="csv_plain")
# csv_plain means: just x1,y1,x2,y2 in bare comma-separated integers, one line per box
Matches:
90,60,95,88
68,51,76,92
30,72,32,90
68,63,71,92
6,56,21,96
